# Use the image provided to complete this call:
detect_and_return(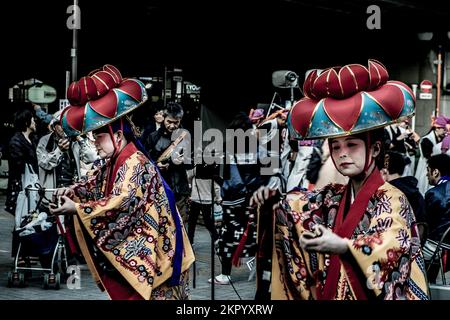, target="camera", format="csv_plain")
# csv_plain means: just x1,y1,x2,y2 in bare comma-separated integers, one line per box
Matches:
285,71,298,82
272,70,299,88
